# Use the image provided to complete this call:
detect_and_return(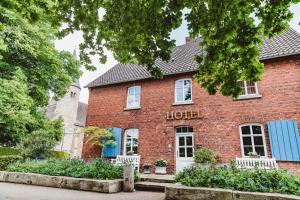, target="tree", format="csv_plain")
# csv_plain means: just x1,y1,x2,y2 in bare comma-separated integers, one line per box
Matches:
0,1,79,145
54,0,299,97
83,127,117,156
0,2,81,107
0,69,33,145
